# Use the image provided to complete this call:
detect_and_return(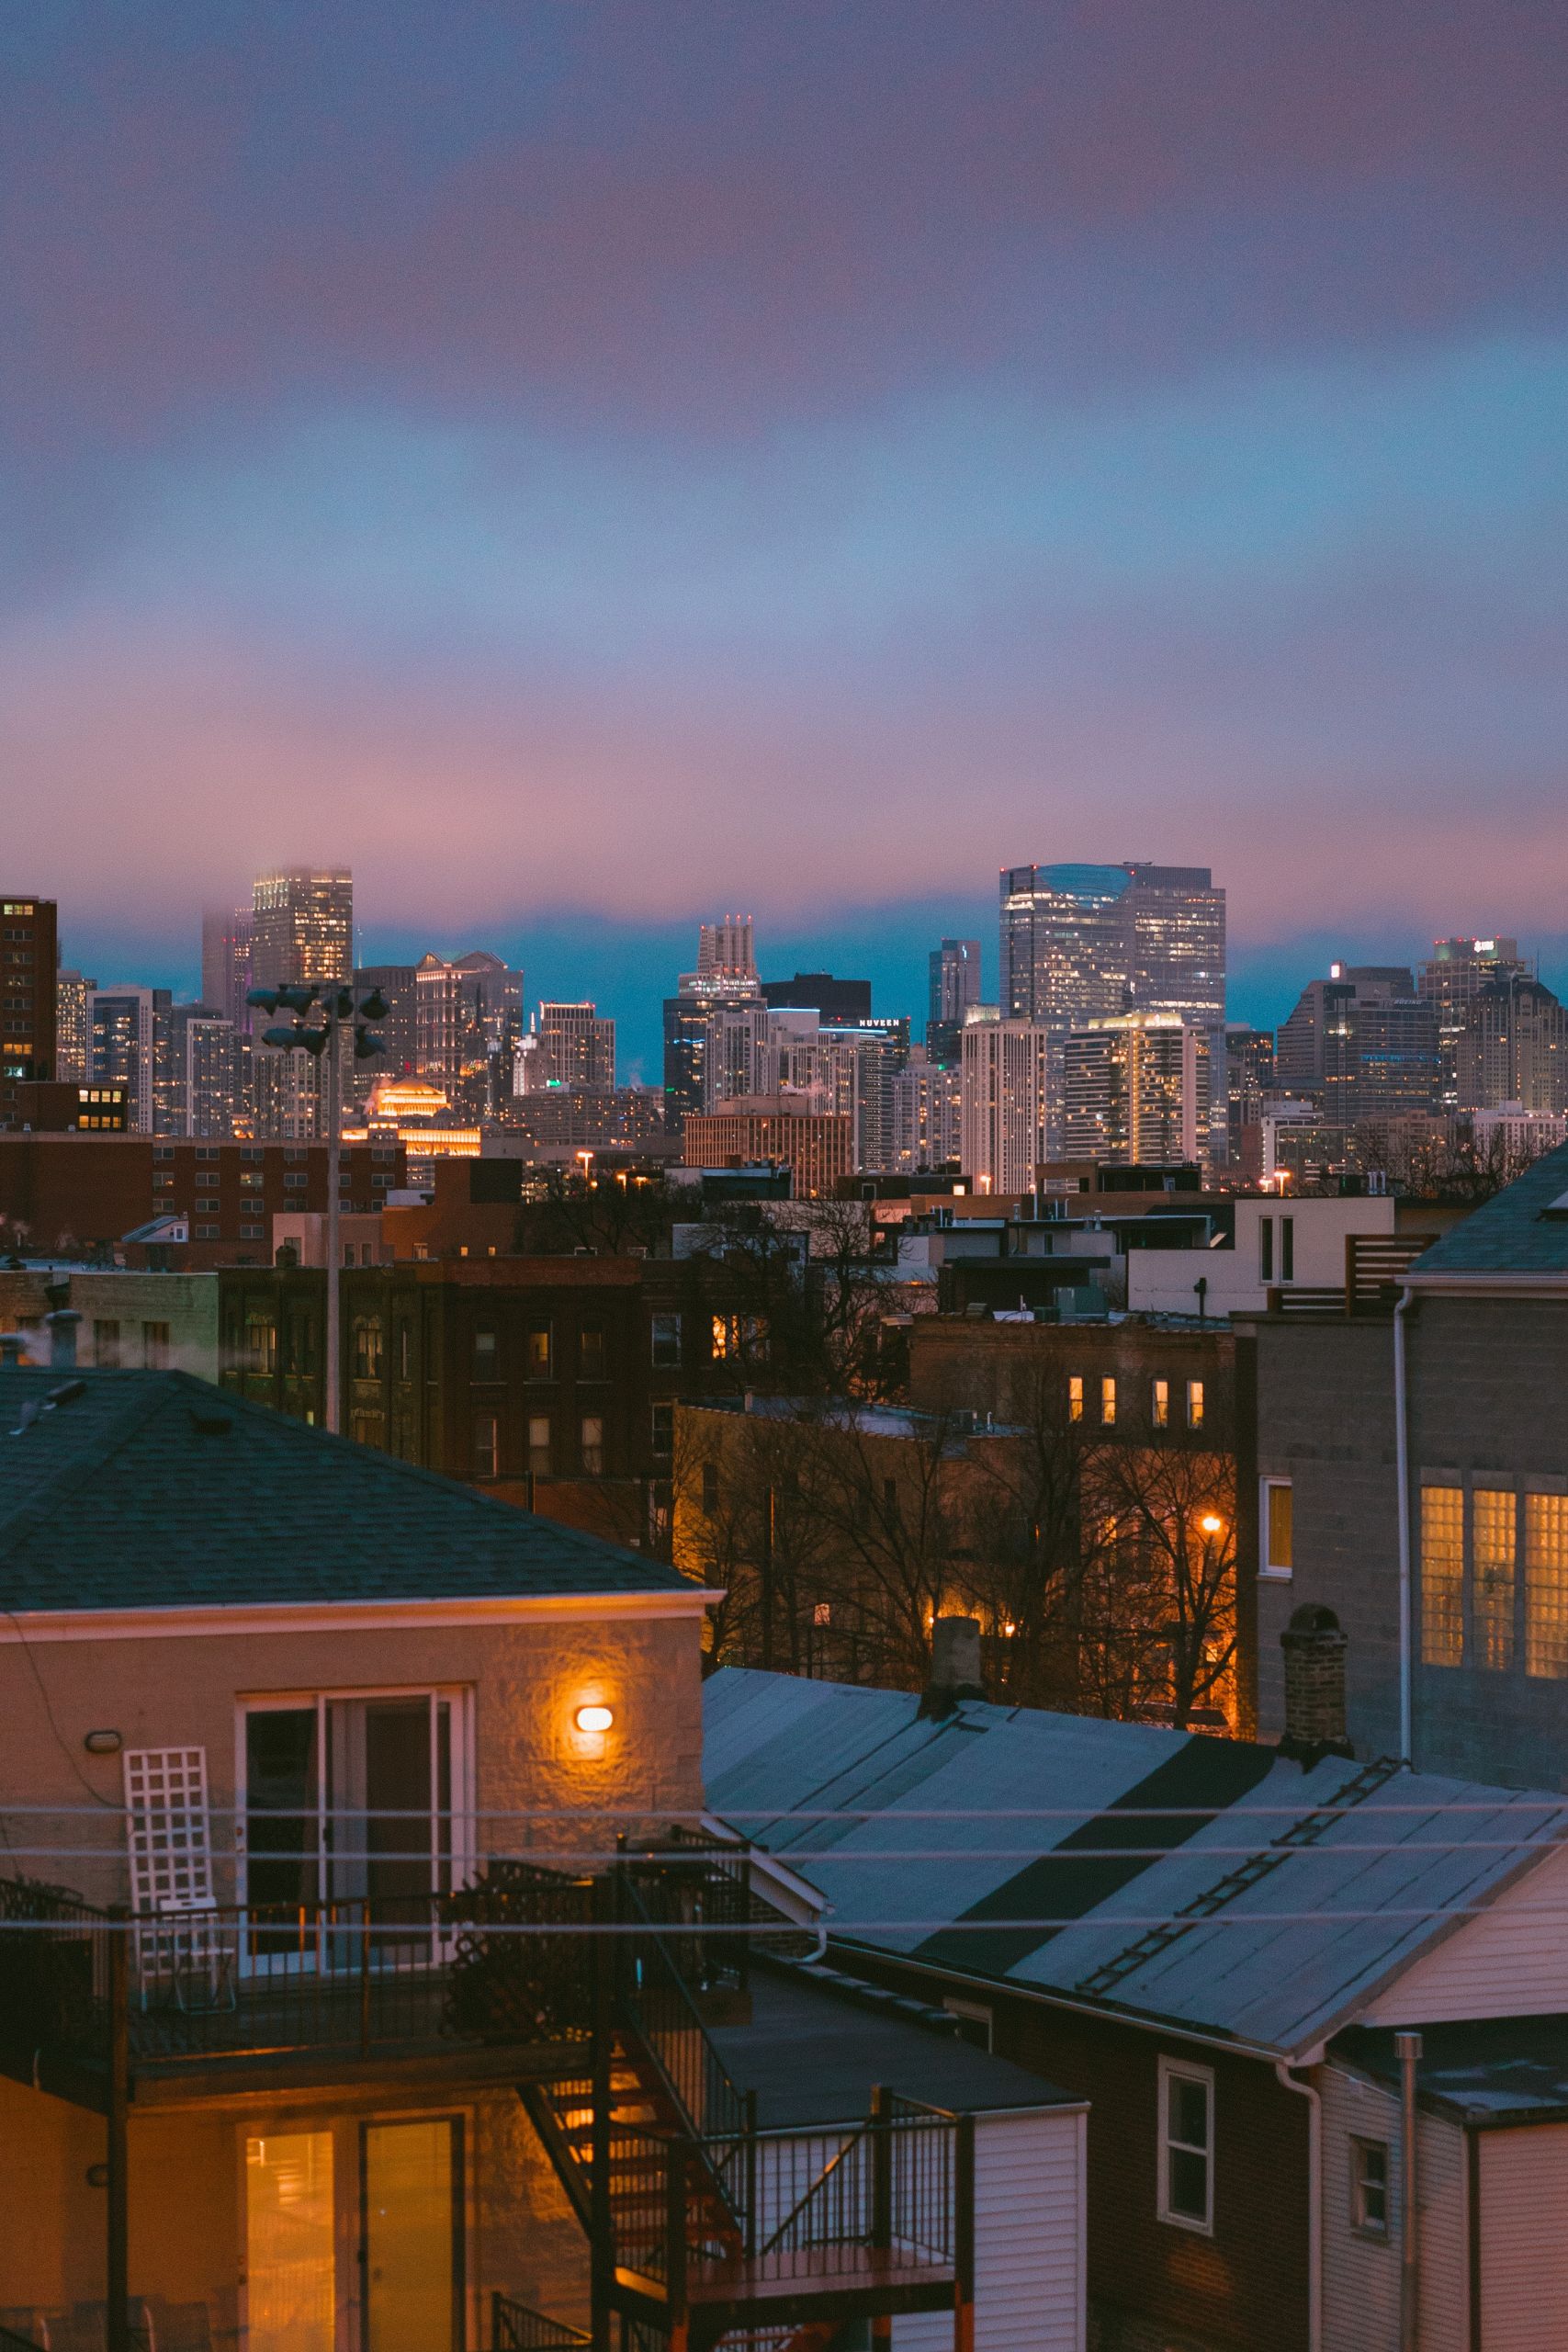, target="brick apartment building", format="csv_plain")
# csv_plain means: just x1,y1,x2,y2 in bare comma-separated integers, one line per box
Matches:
682,1098,852,1197
1240,1138,1568,1788
218,1252,740,1547
0,1134,406,1269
